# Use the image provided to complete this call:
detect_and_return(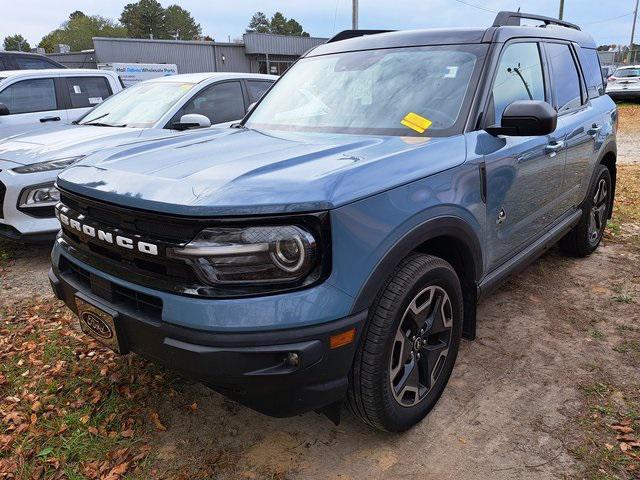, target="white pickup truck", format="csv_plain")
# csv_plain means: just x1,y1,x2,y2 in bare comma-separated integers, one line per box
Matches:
0,69,123,139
